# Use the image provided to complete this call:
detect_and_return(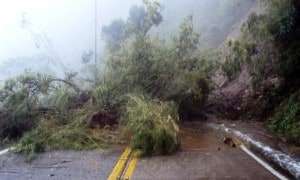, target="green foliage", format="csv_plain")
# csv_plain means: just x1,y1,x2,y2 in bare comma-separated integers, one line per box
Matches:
102,0,163,52
103,1,174,99
49,88,75,112
177,76,210,119
222,40,246,80
123,95,179,156
93,85,113,109
174,16,200,59
102,11,216,129
128,0,163,36
105,14,214,103
223,13,277,86
268,90,300,144
221,0,300,88
262,0,296,41
278,41,300,80
0,72,80,139
91,82,123,112
242,0,297,43
15,108,121,160
102,20,128,51
0,73,53,139
242,13,273,42
1,0,221,156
